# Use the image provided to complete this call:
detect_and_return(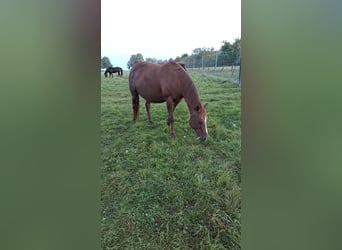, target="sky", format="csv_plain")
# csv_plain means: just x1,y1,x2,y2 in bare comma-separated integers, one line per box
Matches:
101,0,241,70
